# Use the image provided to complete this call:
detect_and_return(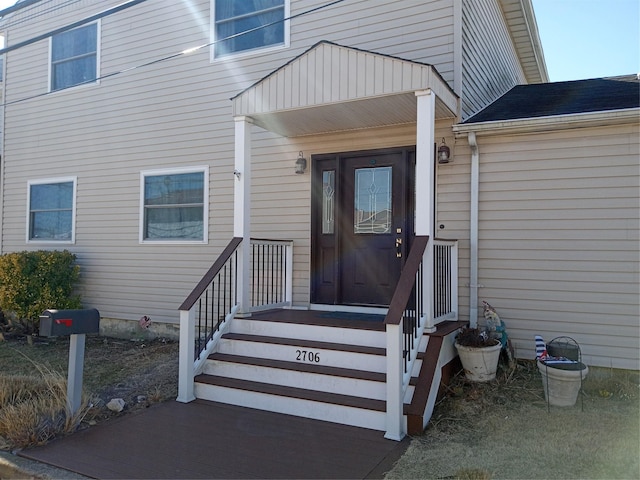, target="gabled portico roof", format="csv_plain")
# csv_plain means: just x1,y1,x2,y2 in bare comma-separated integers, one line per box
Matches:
231,41,459,137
